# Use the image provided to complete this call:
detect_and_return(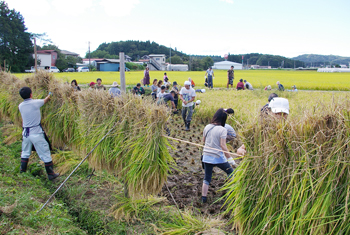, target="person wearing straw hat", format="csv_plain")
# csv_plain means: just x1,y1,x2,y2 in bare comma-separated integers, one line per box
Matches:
268,97,289,119
109,81,121,97
18,87,59,180
201,108,246,203
180,81,196,131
